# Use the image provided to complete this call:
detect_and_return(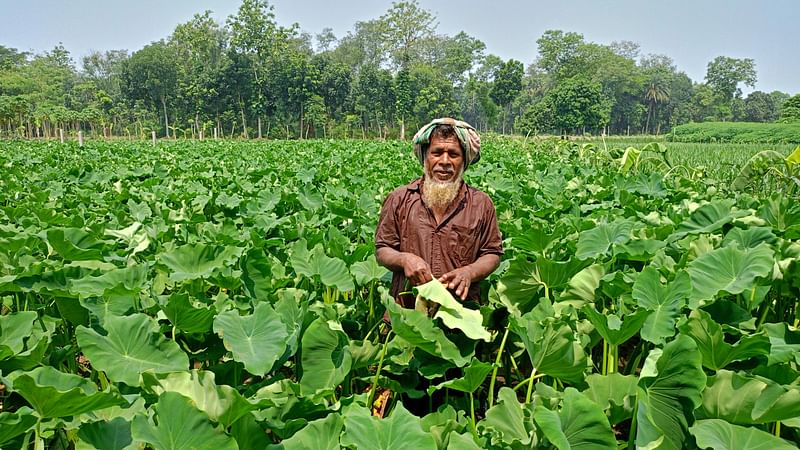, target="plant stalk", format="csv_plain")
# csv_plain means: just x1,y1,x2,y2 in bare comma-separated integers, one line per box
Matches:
488,327,510,408
367,329,392,410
